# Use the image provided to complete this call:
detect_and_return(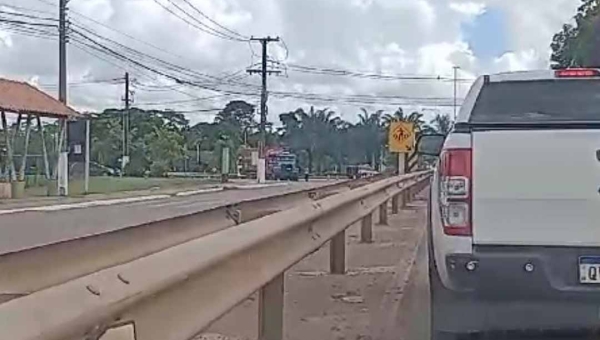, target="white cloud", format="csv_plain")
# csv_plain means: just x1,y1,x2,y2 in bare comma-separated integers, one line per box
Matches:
449,2,486,17
492,49,545,72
